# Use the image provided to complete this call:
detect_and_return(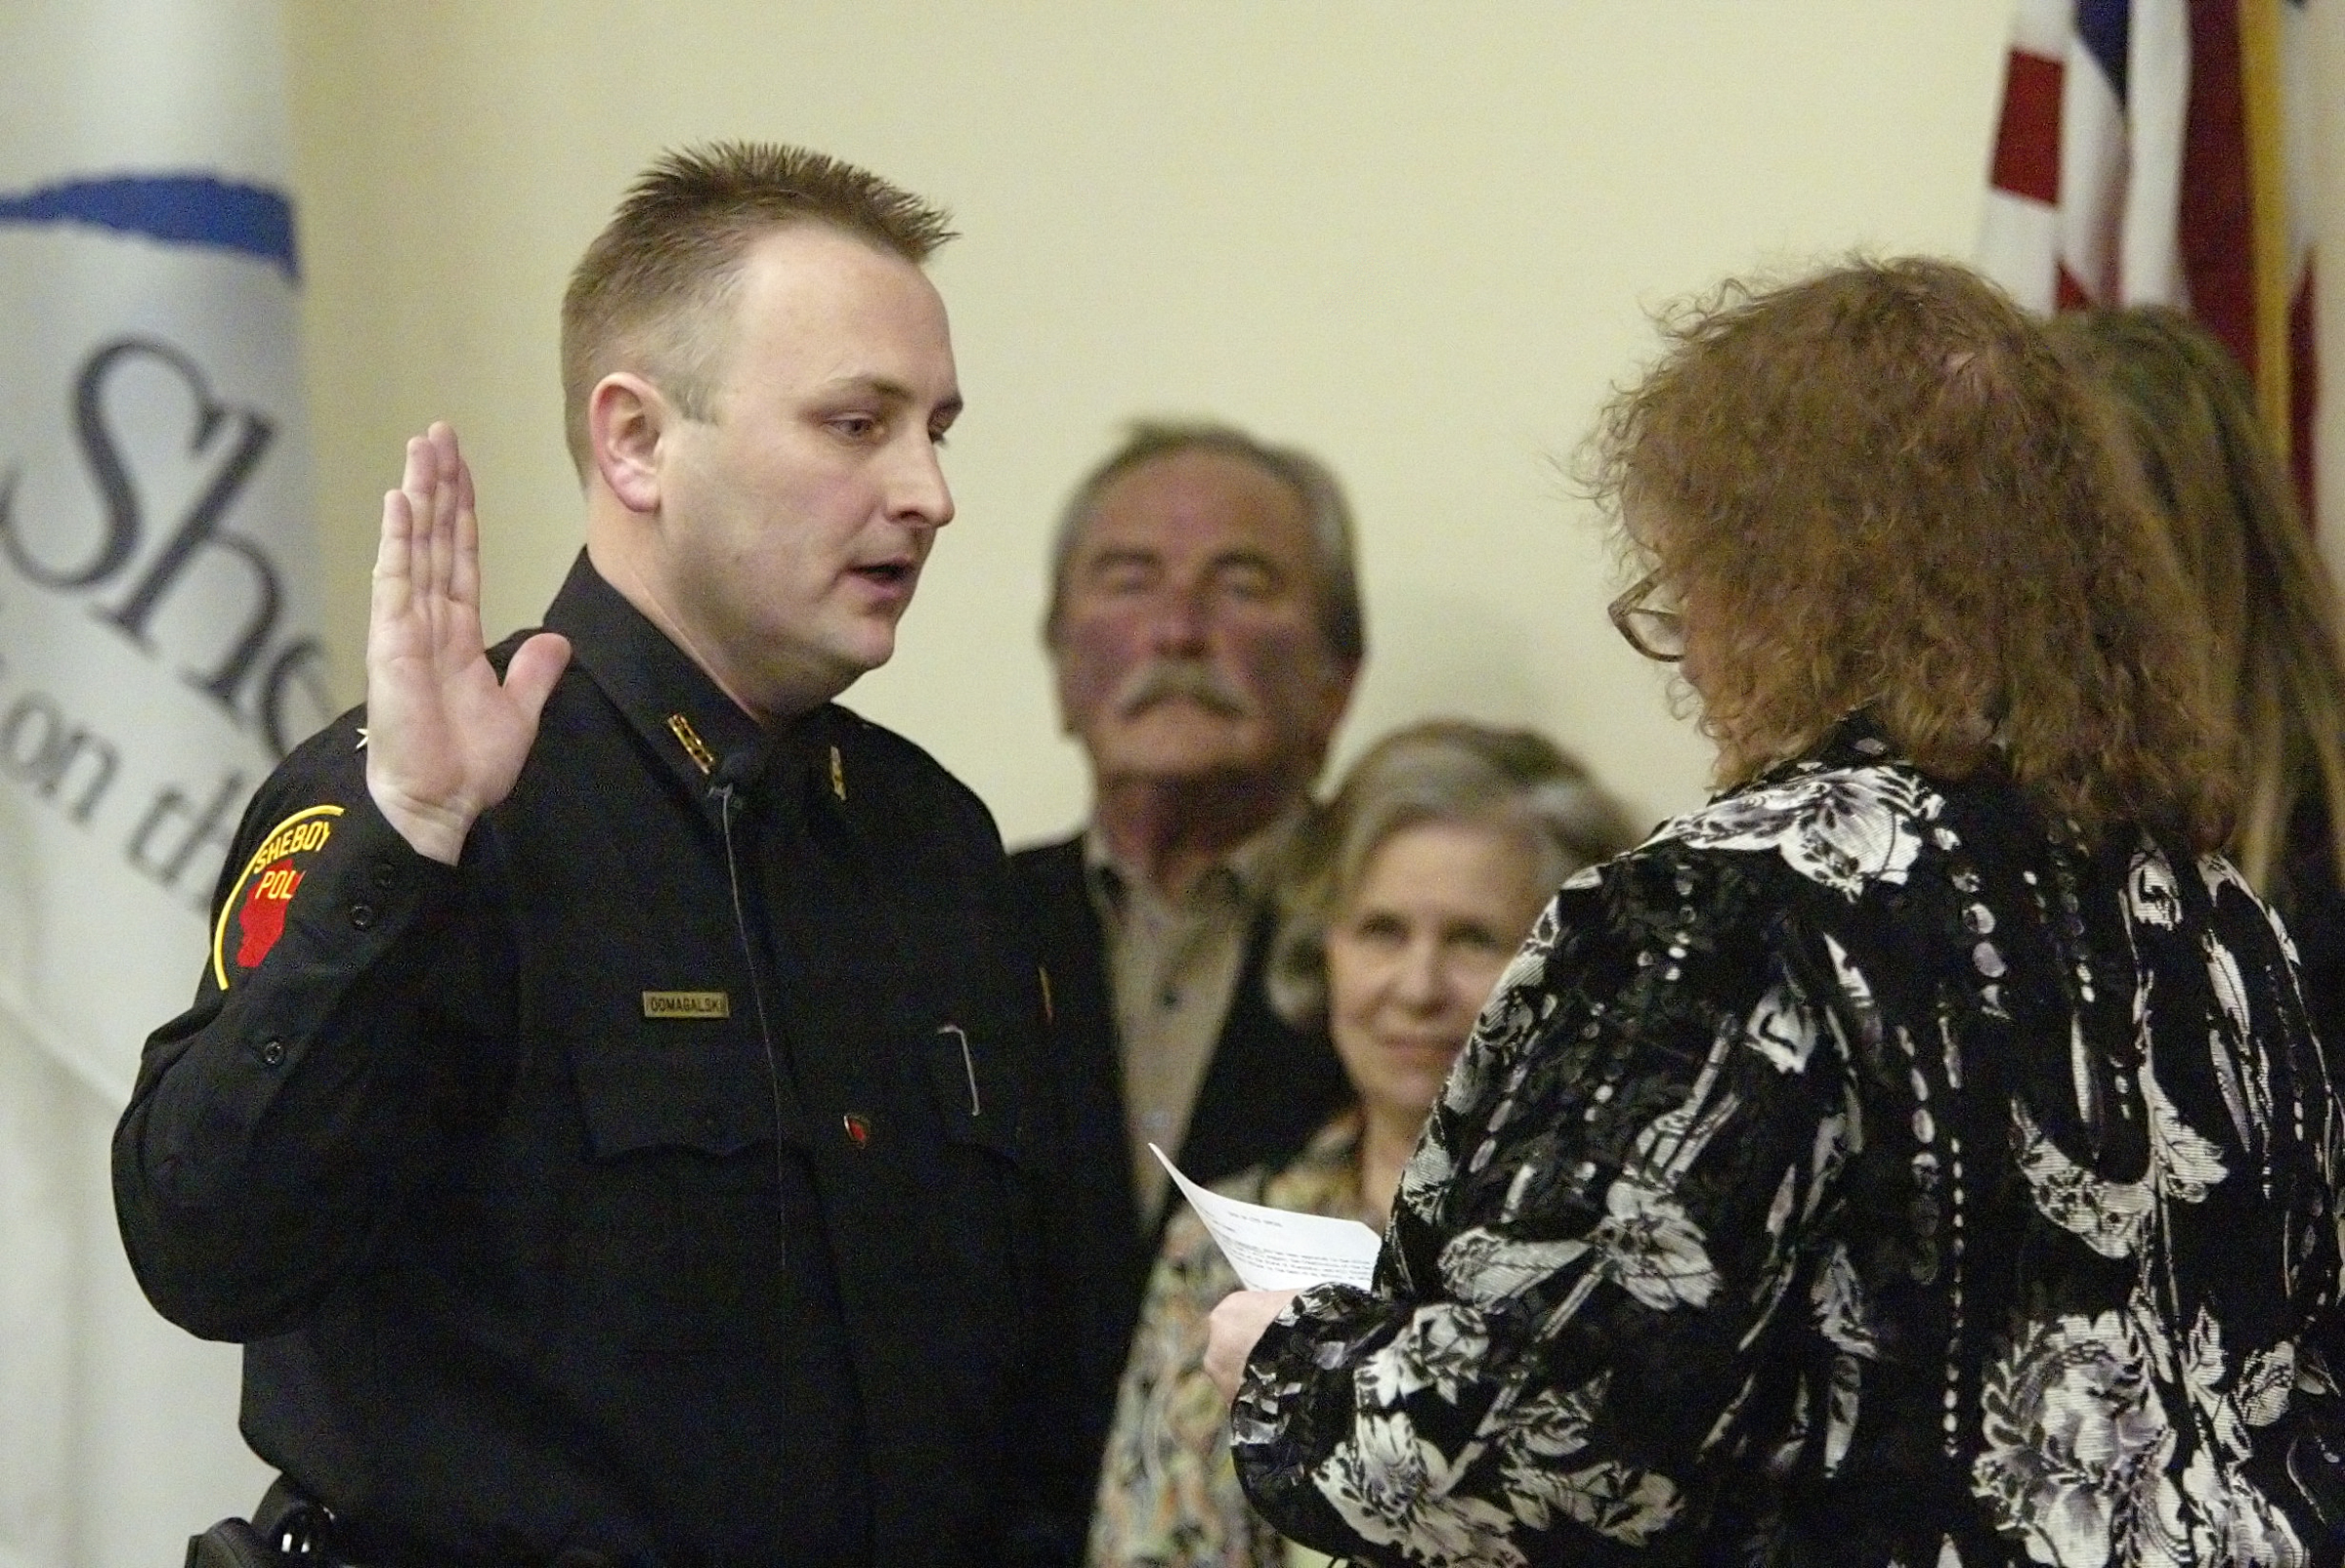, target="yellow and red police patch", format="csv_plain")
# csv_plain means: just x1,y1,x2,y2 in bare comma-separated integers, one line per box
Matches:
212,805,344,989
